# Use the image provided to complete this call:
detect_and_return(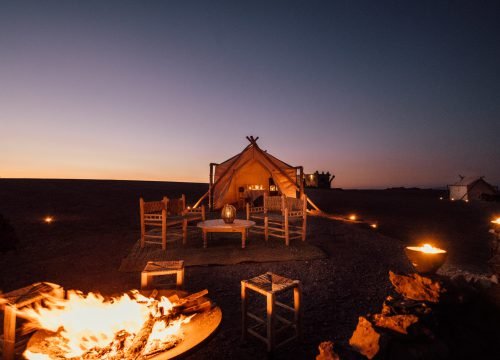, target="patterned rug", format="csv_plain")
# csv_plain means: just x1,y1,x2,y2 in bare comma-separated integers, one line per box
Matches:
119,228,326,272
